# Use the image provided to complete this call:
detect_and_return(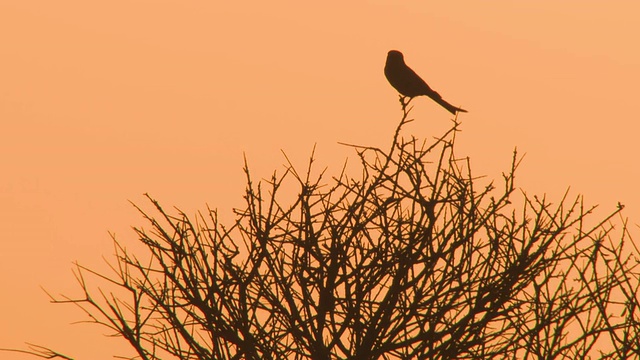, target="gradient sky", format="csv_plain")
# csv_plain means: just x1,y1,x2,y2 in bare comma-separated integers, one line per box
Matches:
1,1,639,358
